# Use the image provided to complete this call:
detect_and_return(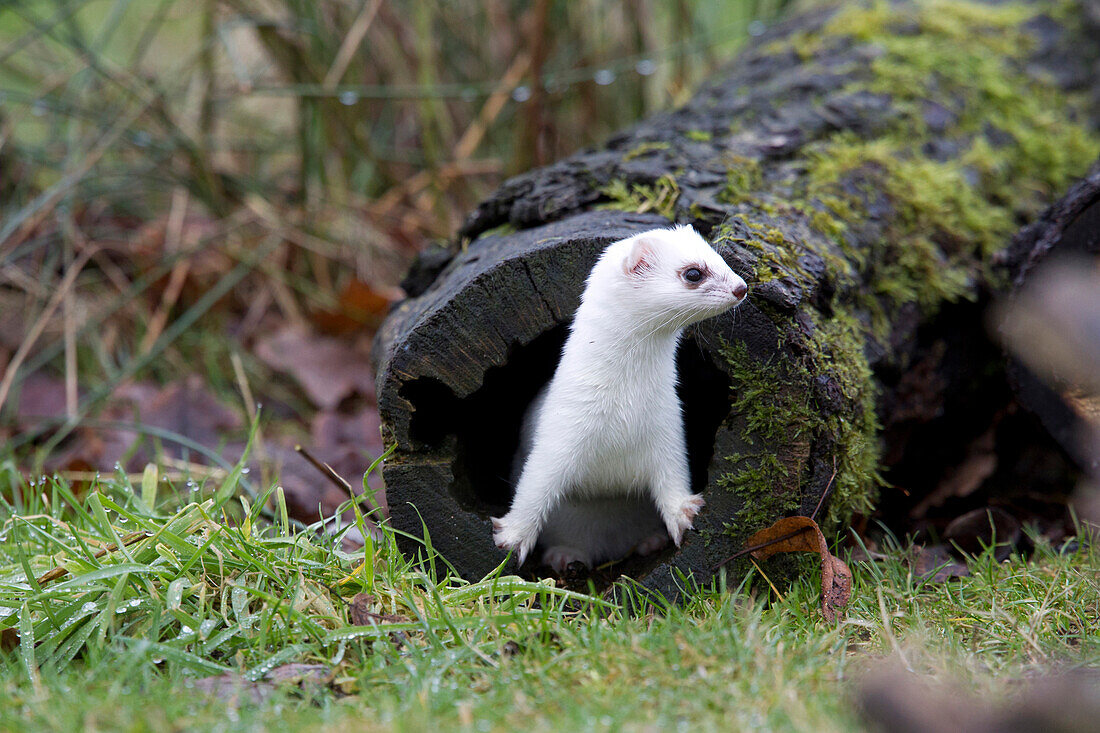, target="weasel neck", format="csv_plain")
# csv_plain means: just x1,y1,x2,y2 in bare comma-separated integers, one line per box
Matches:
566,302,684,374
